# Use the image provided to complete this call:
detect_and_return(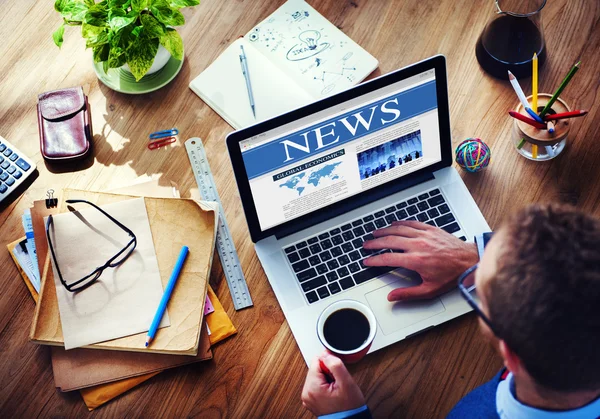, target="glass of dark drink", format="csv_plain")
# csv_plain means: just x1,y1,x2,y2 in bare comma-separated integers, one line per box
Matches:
476,0,547,79
317,300,377,364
